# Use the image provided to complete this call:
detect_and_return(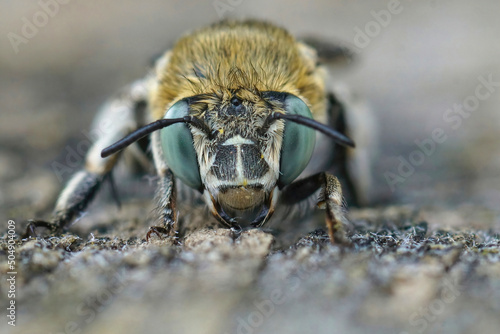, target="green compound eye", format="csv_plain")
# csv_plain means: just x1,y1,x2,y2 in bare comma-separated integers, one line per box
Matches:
278,95,316,186
160,100,202,190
